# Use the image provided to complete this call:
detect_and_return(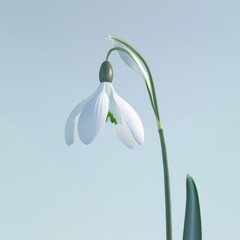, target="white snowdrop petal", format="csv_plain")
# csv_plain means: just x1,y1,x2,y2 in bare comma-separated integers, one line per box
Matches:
65,84,106,146
115,121,138,149
65,97,90,145
78,86,109,144
118,99,144,145
111,86,144,145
